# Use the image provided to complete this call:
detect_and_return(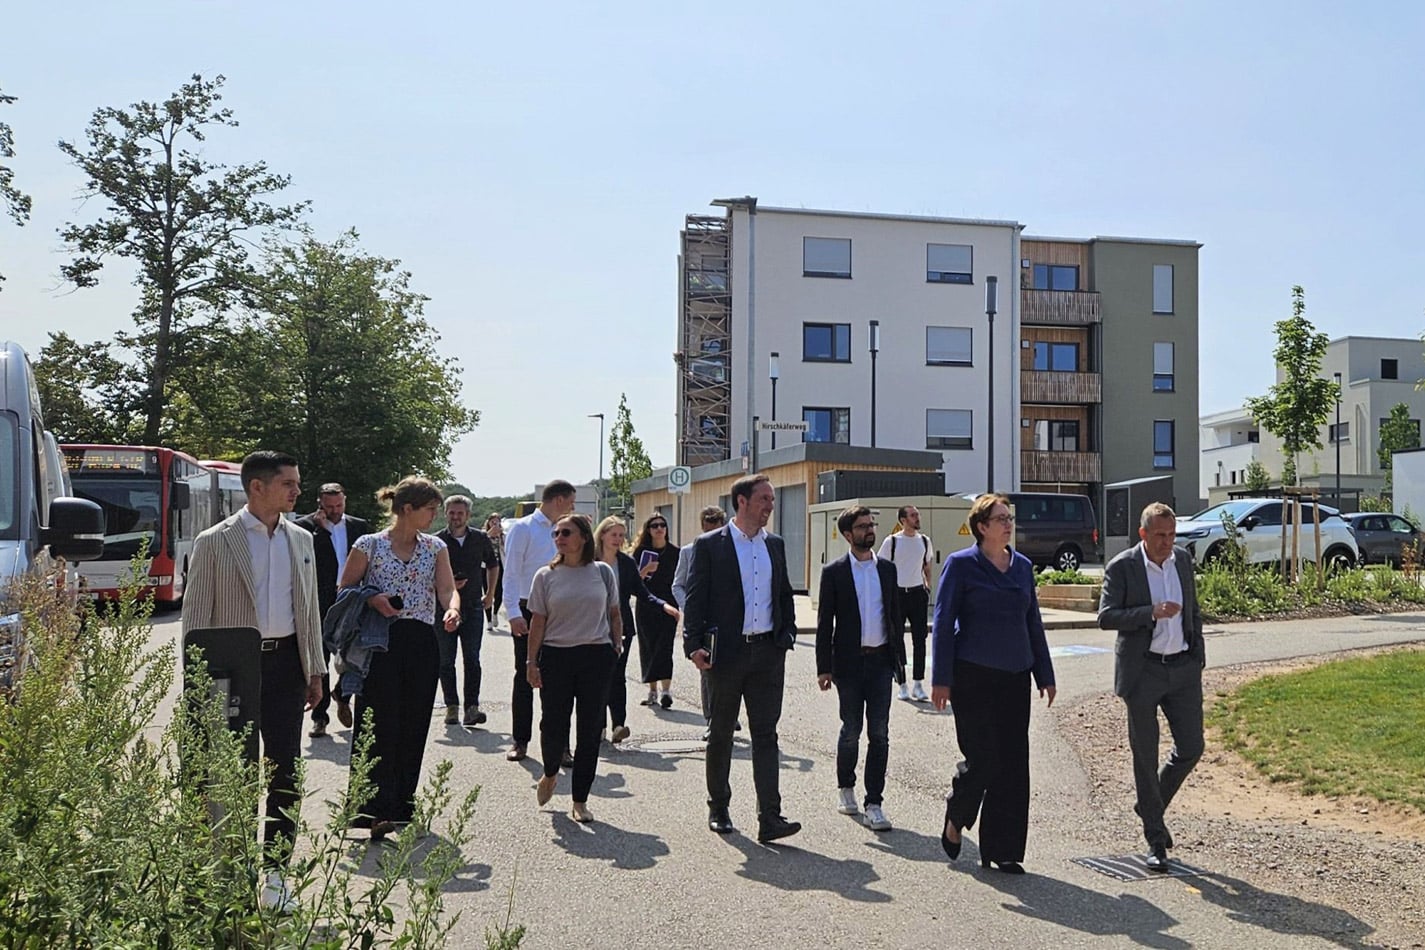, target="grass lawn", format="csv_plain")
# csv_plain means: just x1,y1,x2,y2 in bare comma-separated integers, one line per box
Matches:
1209,648,1425,813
